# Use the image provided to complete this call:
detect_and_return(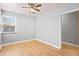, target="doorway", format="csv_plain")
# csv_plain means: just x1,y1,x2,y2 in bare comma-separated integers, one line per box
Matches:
61,9,79,47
